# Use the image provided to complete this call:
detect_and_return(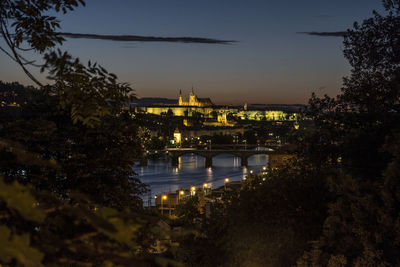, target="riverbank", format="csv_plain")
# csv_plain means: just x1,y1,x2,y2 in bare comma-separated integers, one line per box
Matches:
136,153,269,205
